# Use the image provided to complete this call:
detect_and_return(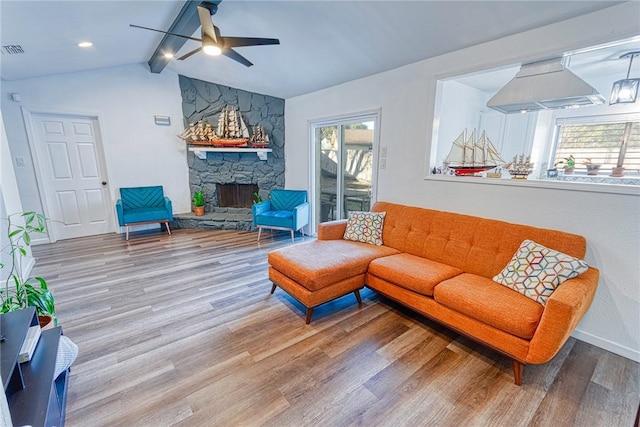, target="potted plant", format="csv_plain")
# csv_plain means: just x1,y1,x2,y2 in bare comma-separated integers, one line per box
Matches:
1,212,56,328
554,155,576,174
193,190,205,216
583,158,601,175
